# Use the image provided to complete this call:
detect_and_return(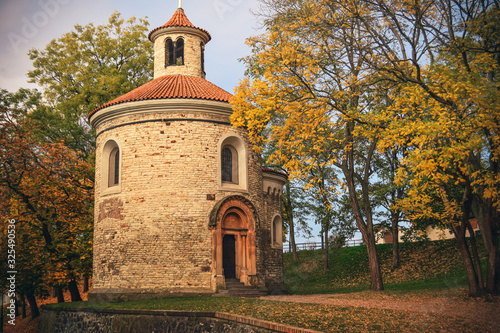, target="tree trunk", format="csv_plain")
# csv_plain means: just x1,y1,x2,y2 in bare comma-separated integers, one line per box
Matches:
285,181,298,261
391,212,400,269
364,231,384,290
68,280,82,302
0,293,3,333
15,296,19,317
55,287,65,303
25,291,39,319
83,276,89,293
455,229,483,296
21,294,26,319
482,209,500,295
343,121,384,291
324,226,329,271
466,222,484,290
345,168,384,290
290,218,298,262
485,234,500,295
